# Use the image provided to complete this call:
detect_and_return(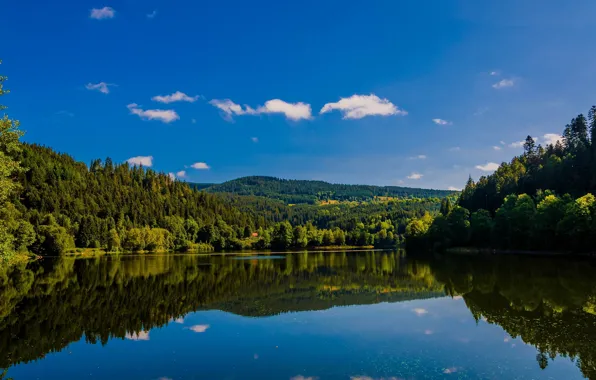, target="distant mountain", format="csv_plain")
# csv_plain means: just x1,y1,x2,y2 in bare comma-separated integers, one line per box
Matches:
193,176,455,204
